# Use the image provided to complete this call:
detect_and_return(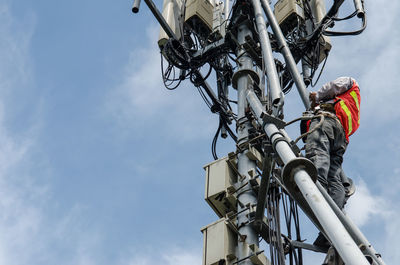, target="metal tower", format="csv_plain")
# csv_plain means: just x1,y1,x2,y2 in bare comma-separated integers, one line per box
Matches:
131,0,386,264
